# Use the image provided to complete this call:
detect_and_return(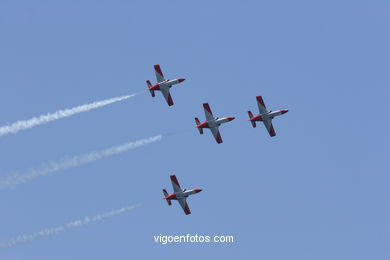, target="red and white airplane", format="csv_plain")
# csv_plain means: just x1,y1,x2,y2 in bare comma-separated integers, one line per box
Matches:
162,175,202,215
146,64,185,106
195,103,235,144
247,96,288,137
